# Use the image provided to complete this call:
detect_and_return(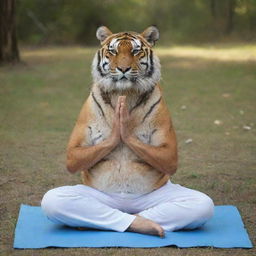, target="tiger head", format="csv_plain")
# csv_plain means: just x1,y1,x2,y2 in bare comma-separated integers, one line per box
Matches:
92,26,161,94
